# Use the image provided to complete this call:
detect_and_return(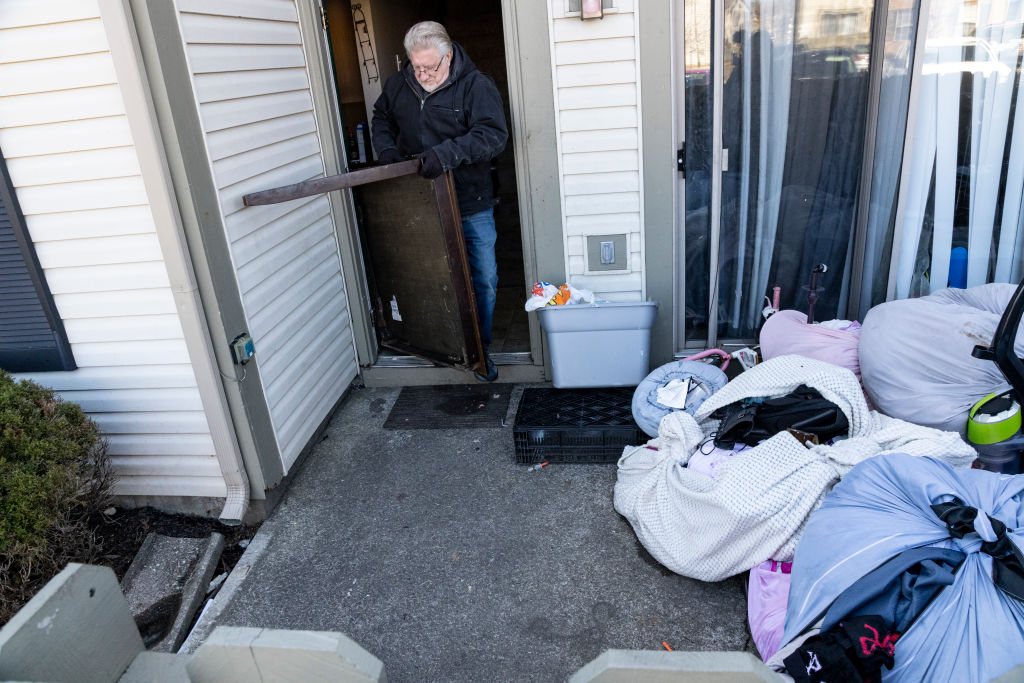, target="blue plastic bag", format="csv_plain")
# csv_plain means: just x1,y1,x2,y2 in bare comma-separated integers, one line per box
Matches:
782,453,1024,682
